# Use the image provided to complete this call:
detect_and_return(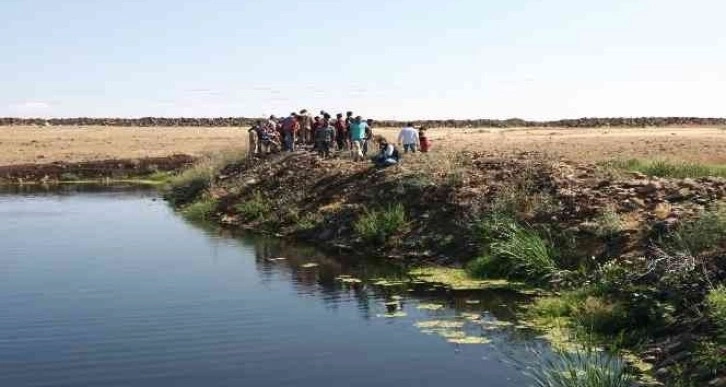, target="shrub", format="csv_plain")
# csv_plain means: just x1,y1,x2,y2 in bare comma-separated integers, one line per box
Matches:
594,207,622,240
706,285,726,334
180,197,218,222
234,191,272,221
662,206,726,255
525,347,634,387
165,151,246,206
354,203,408,244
